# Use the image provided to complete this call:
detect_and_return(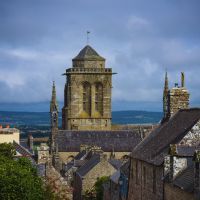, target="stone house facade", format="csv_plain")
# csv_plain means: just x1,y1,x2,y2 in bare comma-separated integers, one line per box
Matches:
128,159,163,200
128,108,200,200
73,153,117,200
